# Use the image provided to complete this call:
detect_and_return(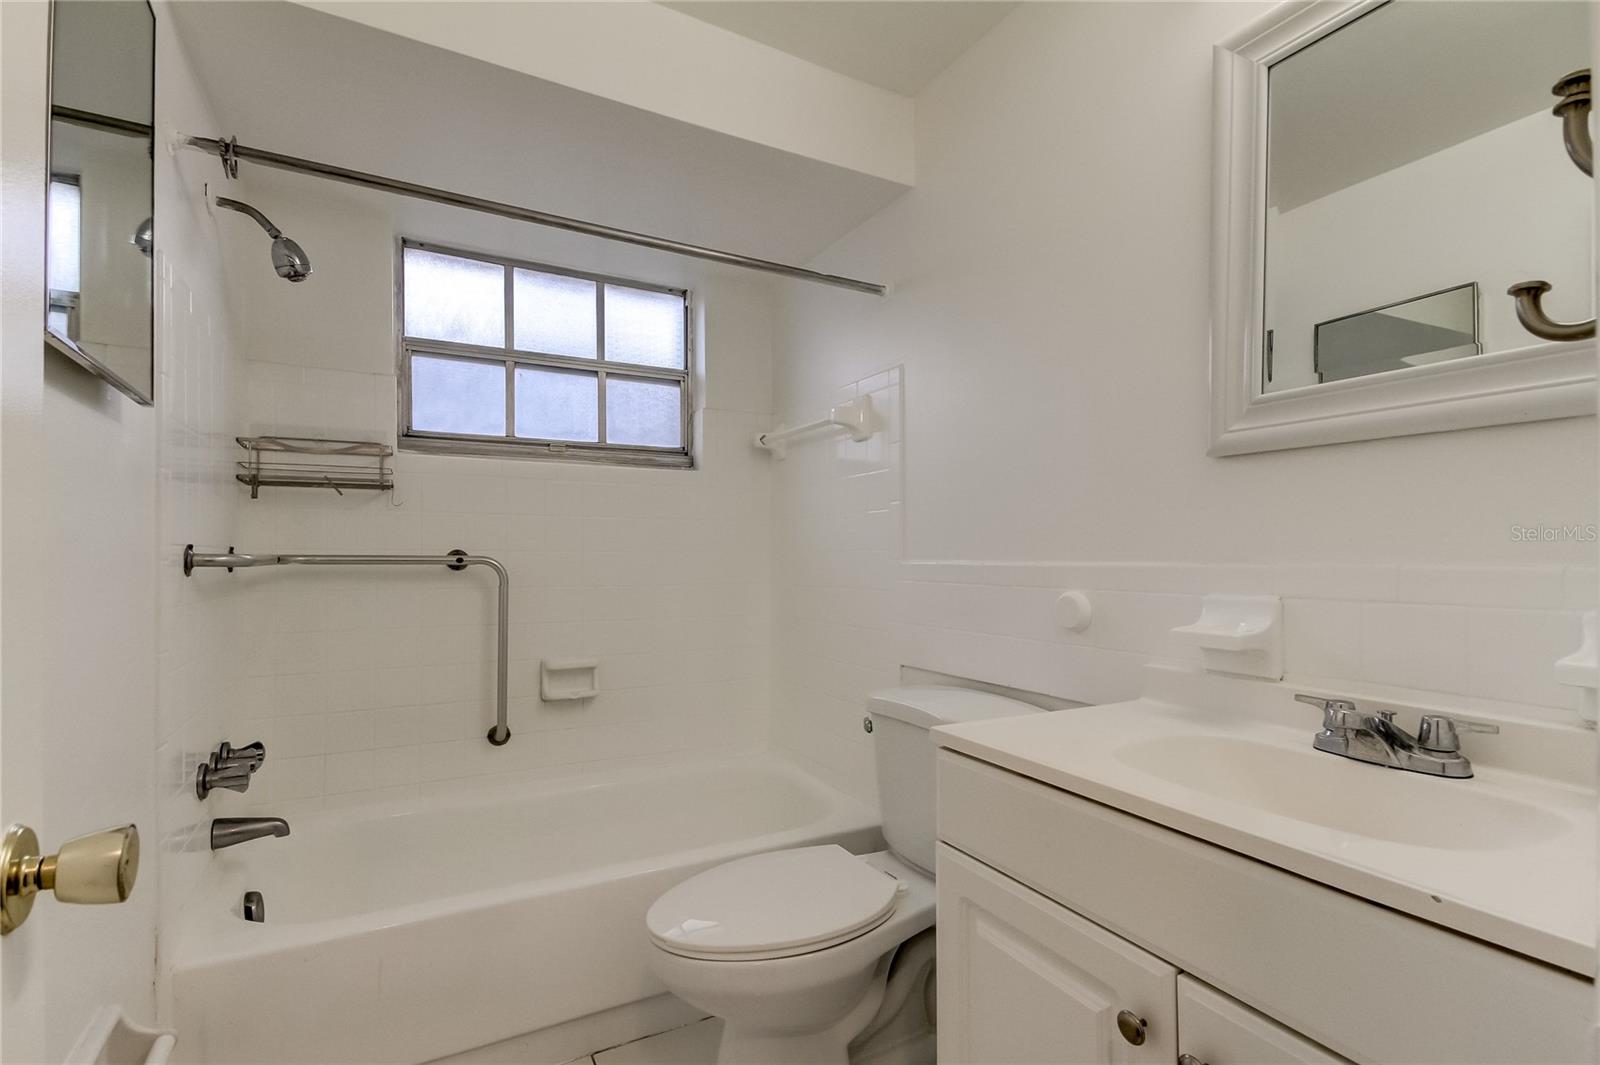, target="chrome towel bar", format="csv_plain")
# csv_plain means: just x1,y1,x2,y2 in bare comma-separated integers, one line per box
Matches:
183,546,512,746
